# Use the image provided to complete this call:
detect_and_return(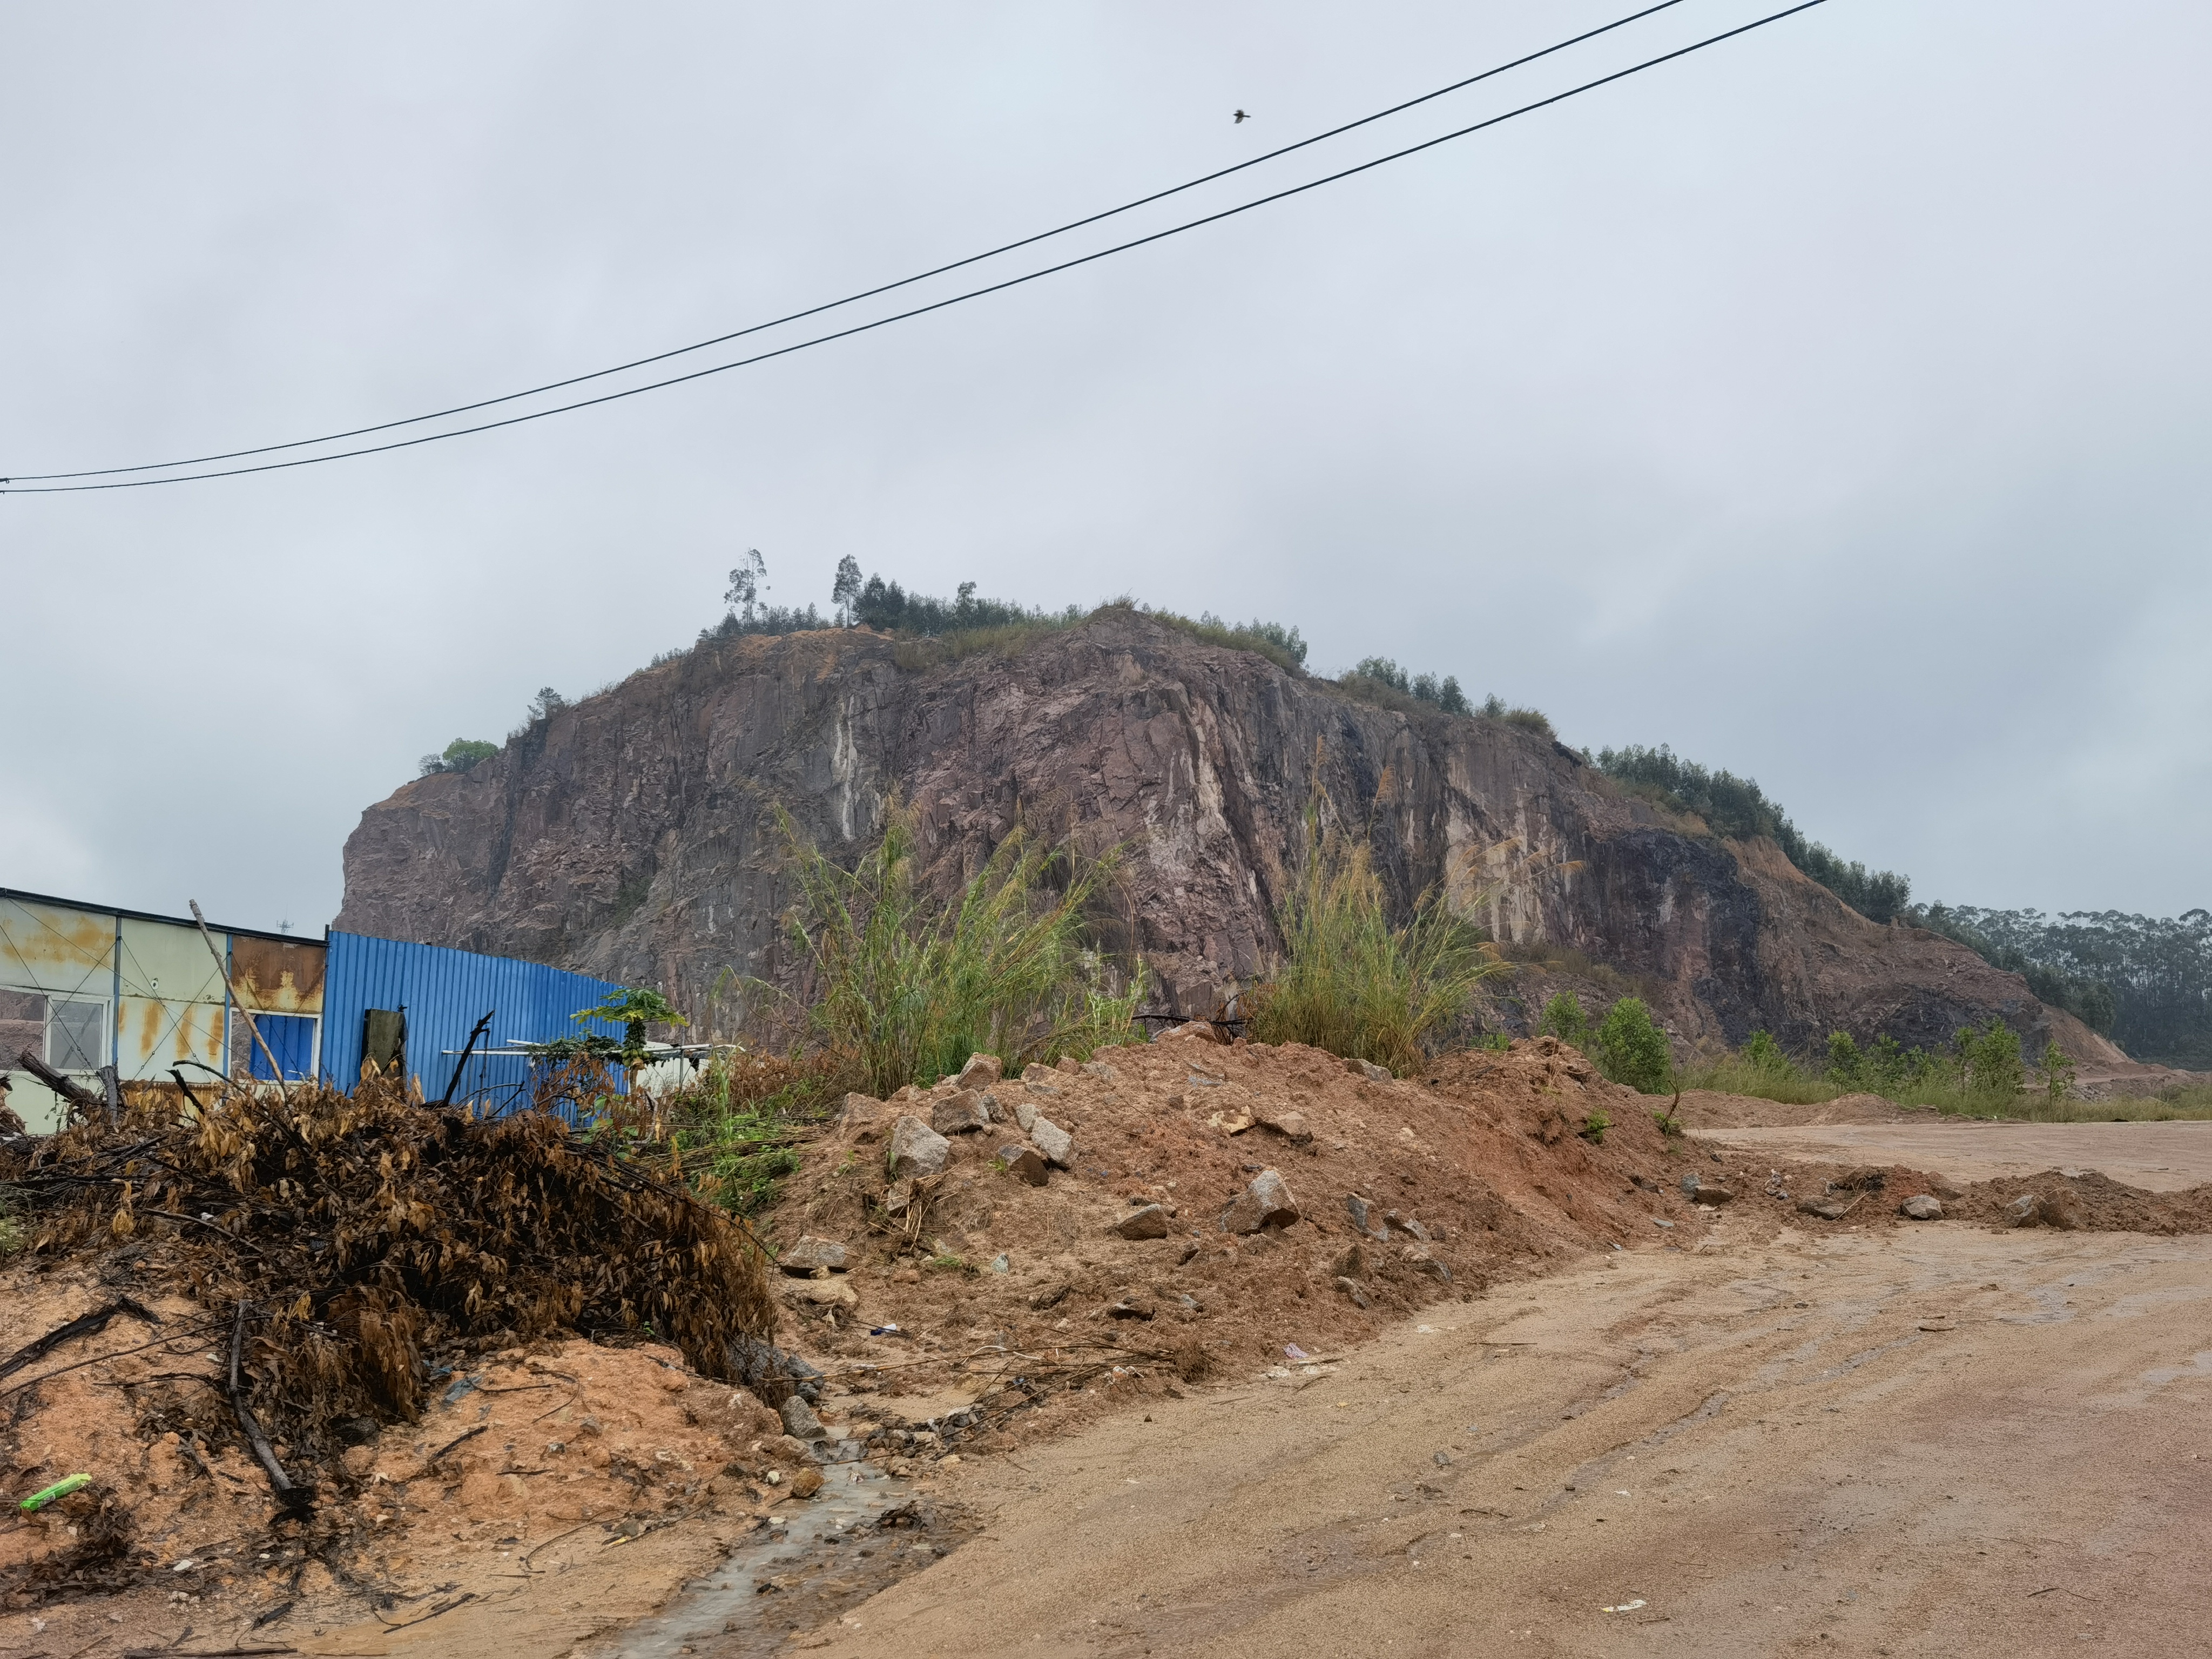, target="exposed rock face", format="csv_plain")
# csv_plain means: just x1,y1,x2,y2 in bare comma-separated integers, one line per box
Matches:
338,613,2109,1063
